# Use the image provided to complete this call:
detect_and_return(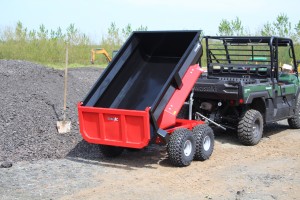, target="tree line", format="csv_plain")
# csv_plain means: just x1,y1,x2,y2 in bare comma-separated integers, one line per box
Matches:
218,13,300,42
0,21,148,67
0,14,299,67
0,22,90,67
